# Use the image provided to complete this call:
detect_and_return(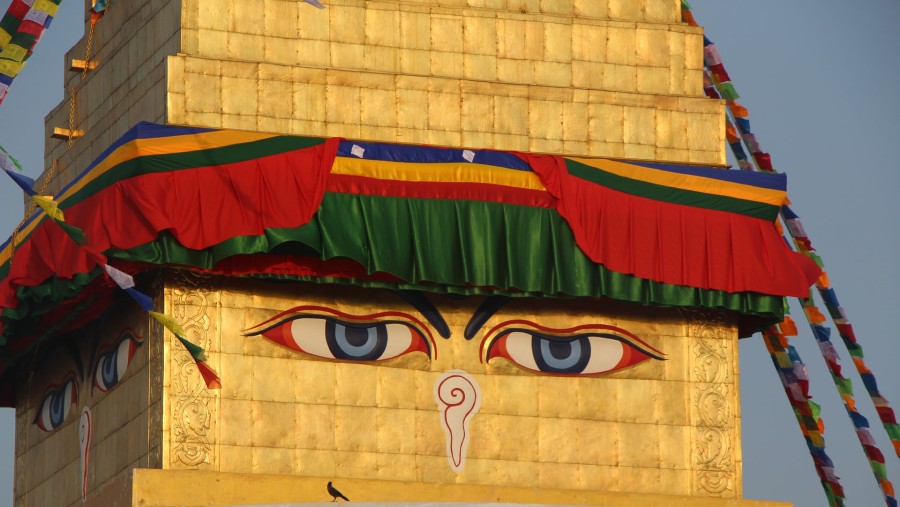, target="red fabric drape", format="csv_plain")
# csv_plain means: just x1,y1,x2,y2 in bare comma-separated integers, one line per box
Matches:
518,152,820,297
